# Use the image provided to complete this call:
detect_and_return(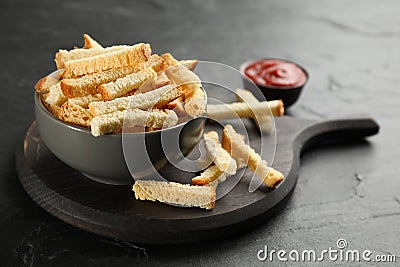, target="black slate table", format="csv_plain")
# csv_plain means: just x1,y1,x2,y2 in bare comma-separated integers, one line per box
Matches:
1,0,399,266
